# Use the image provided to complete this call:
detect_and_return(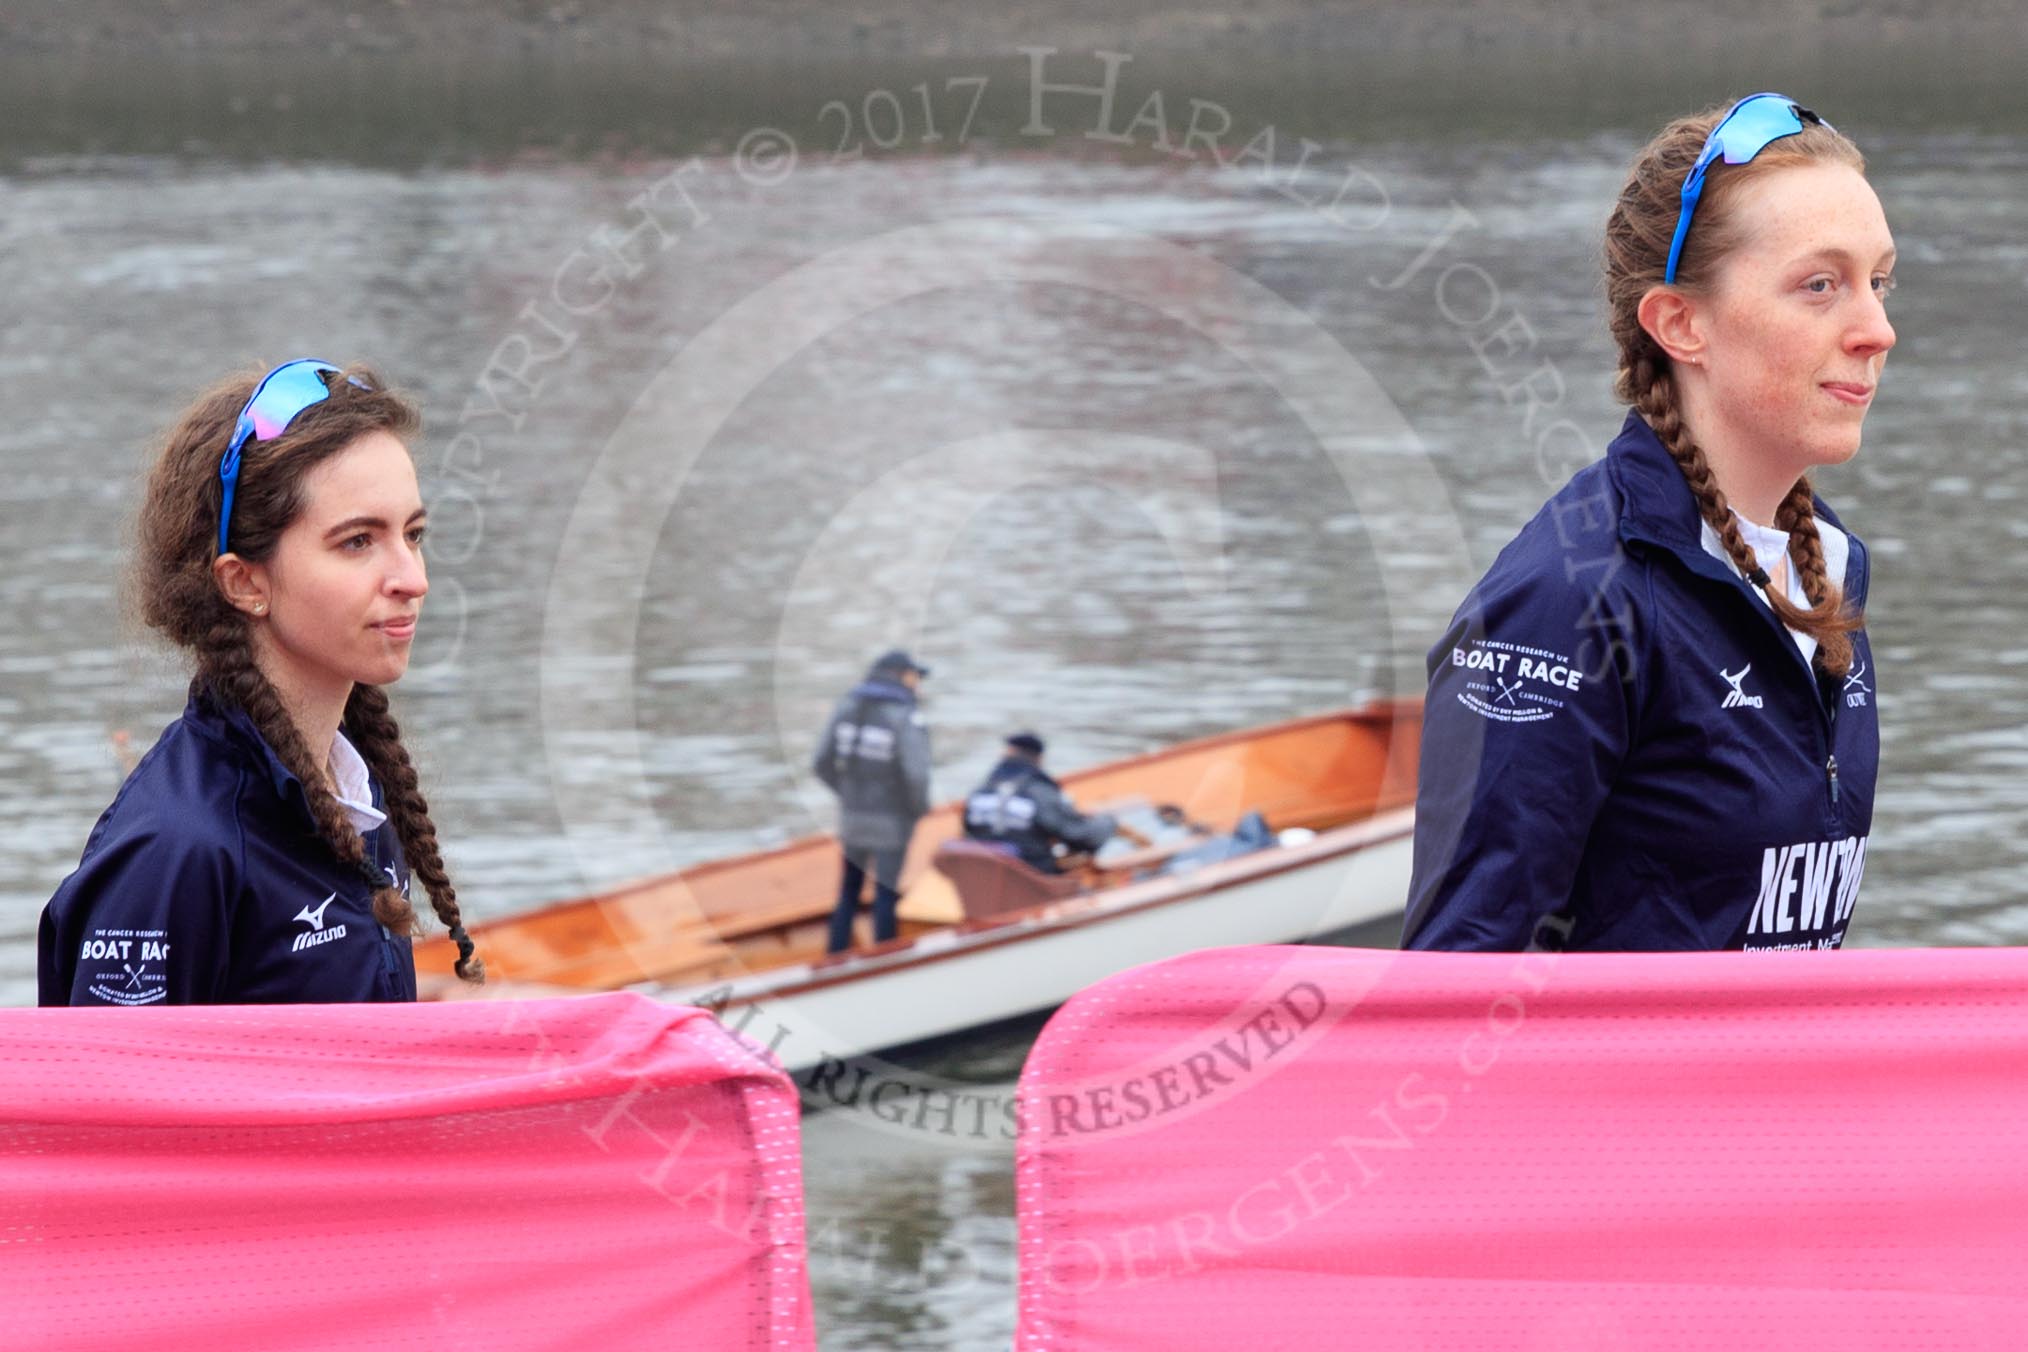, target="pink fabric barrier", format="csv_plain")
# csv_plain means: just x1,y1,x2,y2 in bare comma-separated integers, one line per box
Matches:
0,993,811,1351
1016,946,2028,1350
